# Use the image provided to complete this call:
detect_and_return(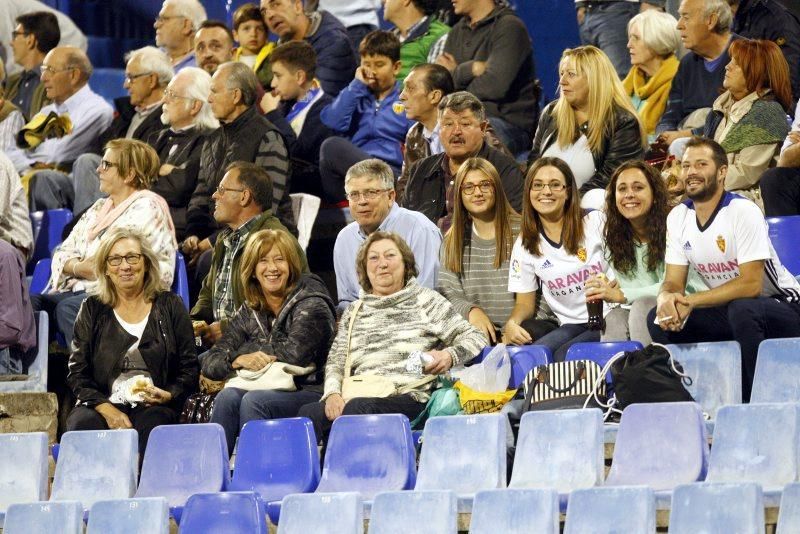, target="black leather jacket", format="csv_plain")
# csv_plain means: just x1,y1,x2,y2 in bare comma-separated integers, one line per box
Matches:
527,101,645,193
68,291,199,408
